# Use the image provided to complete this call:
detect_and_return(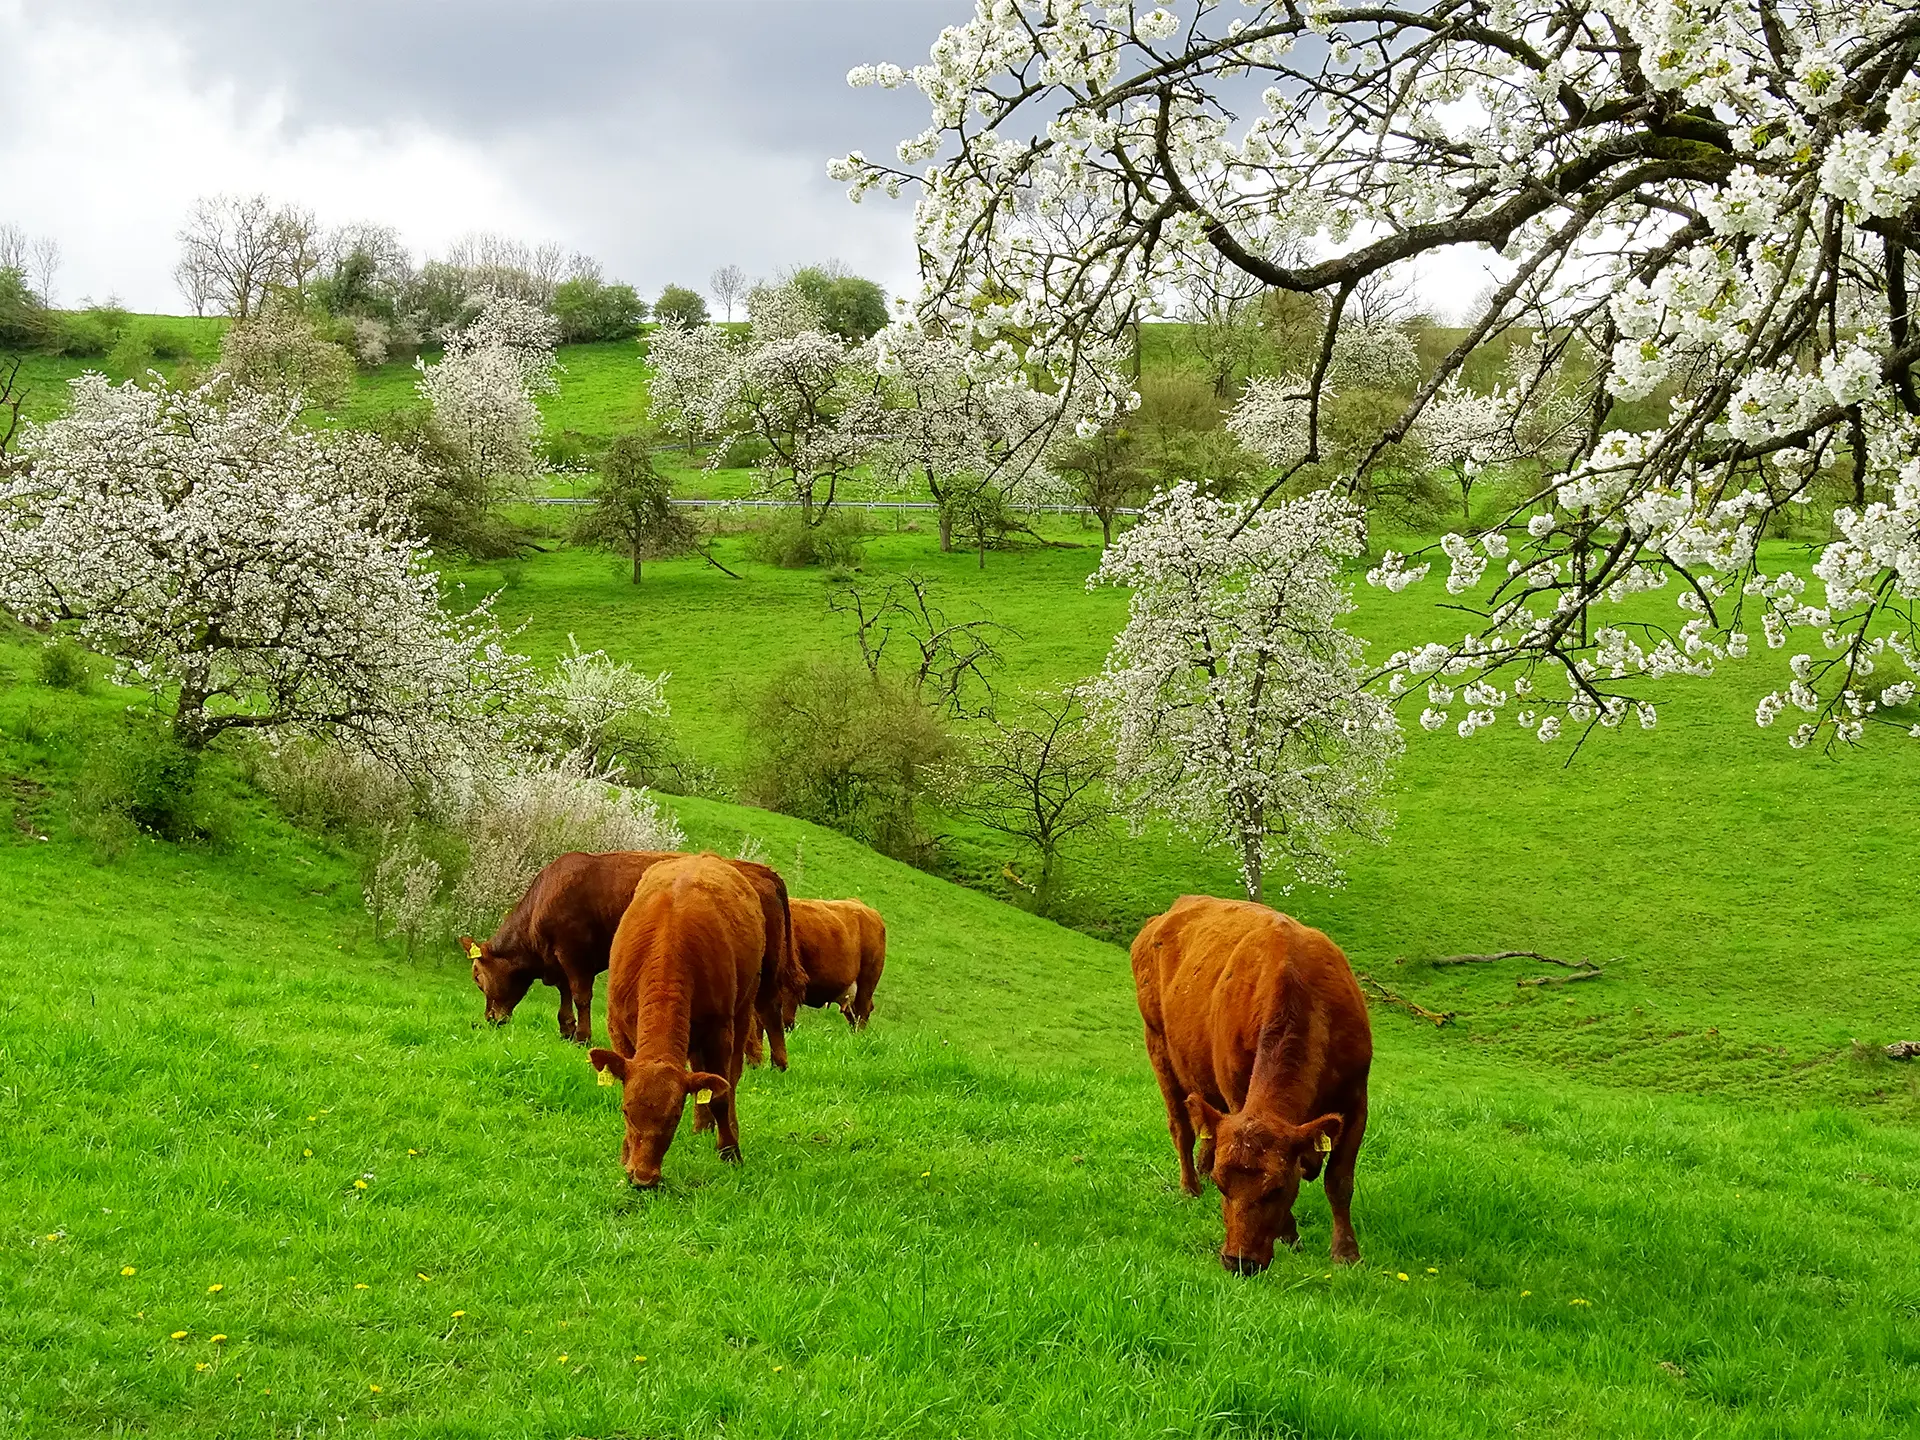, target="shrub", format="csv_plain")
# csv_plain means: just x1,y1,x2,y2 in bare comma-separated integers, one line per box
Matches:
143,321,202,362
742,656,952,861
105,329,155,382
244,737,416,843
439,770,685,937
745,509,866,569
716,432,770,469
78,727,216,843
551,277,647,343
35,641,92,692
56,302,130,358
